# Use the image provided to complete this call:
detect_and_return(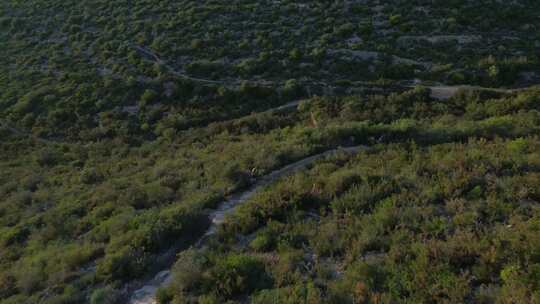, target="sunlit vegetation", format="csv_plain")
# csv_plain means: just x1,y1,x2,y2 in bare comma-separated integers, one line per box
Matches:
161,88,540,303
